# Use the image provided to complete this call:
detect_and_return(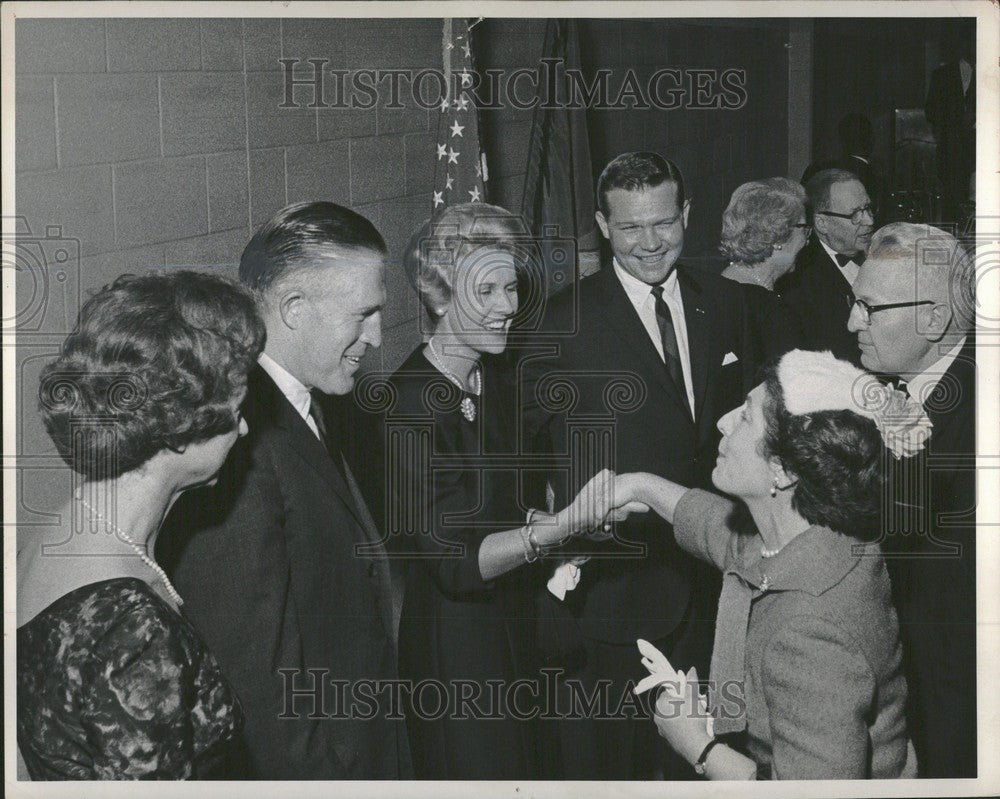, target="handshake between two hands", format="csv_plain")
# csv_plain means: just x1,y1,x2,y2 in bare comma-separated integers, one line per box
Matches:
558,469,651,541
